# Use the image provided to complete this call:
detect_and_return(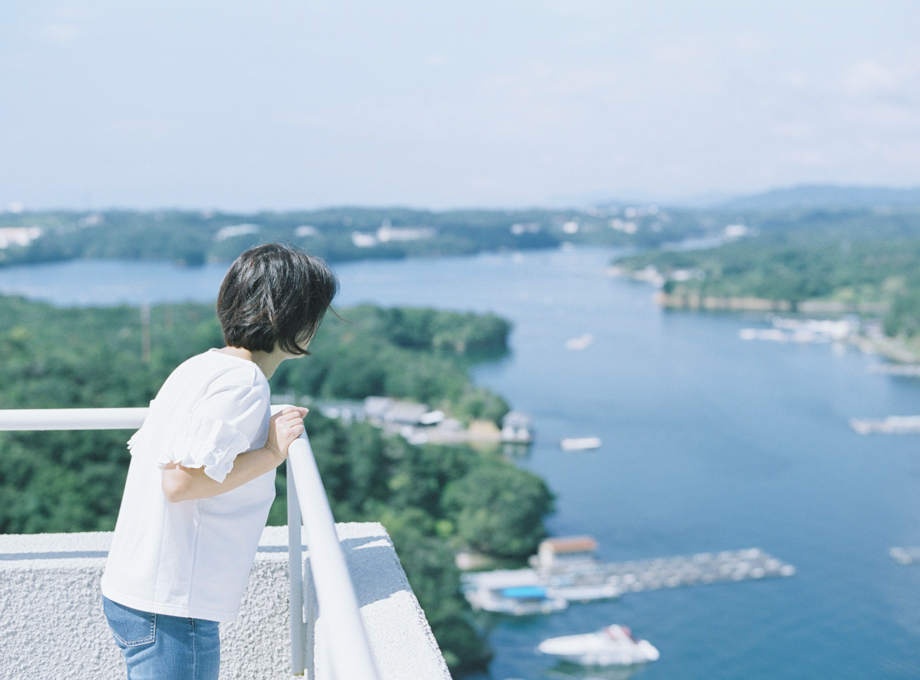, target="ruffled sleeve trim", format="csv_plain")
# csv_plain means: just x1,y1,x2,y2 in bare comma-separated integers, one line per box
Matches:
157,413,253,484
126,429,144,453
